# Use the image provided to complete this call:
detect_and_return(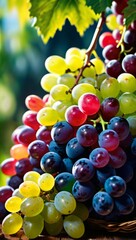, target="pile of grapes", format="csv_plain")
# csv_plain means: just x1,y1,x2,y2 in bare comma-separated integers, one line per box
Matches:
0,1,136,239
